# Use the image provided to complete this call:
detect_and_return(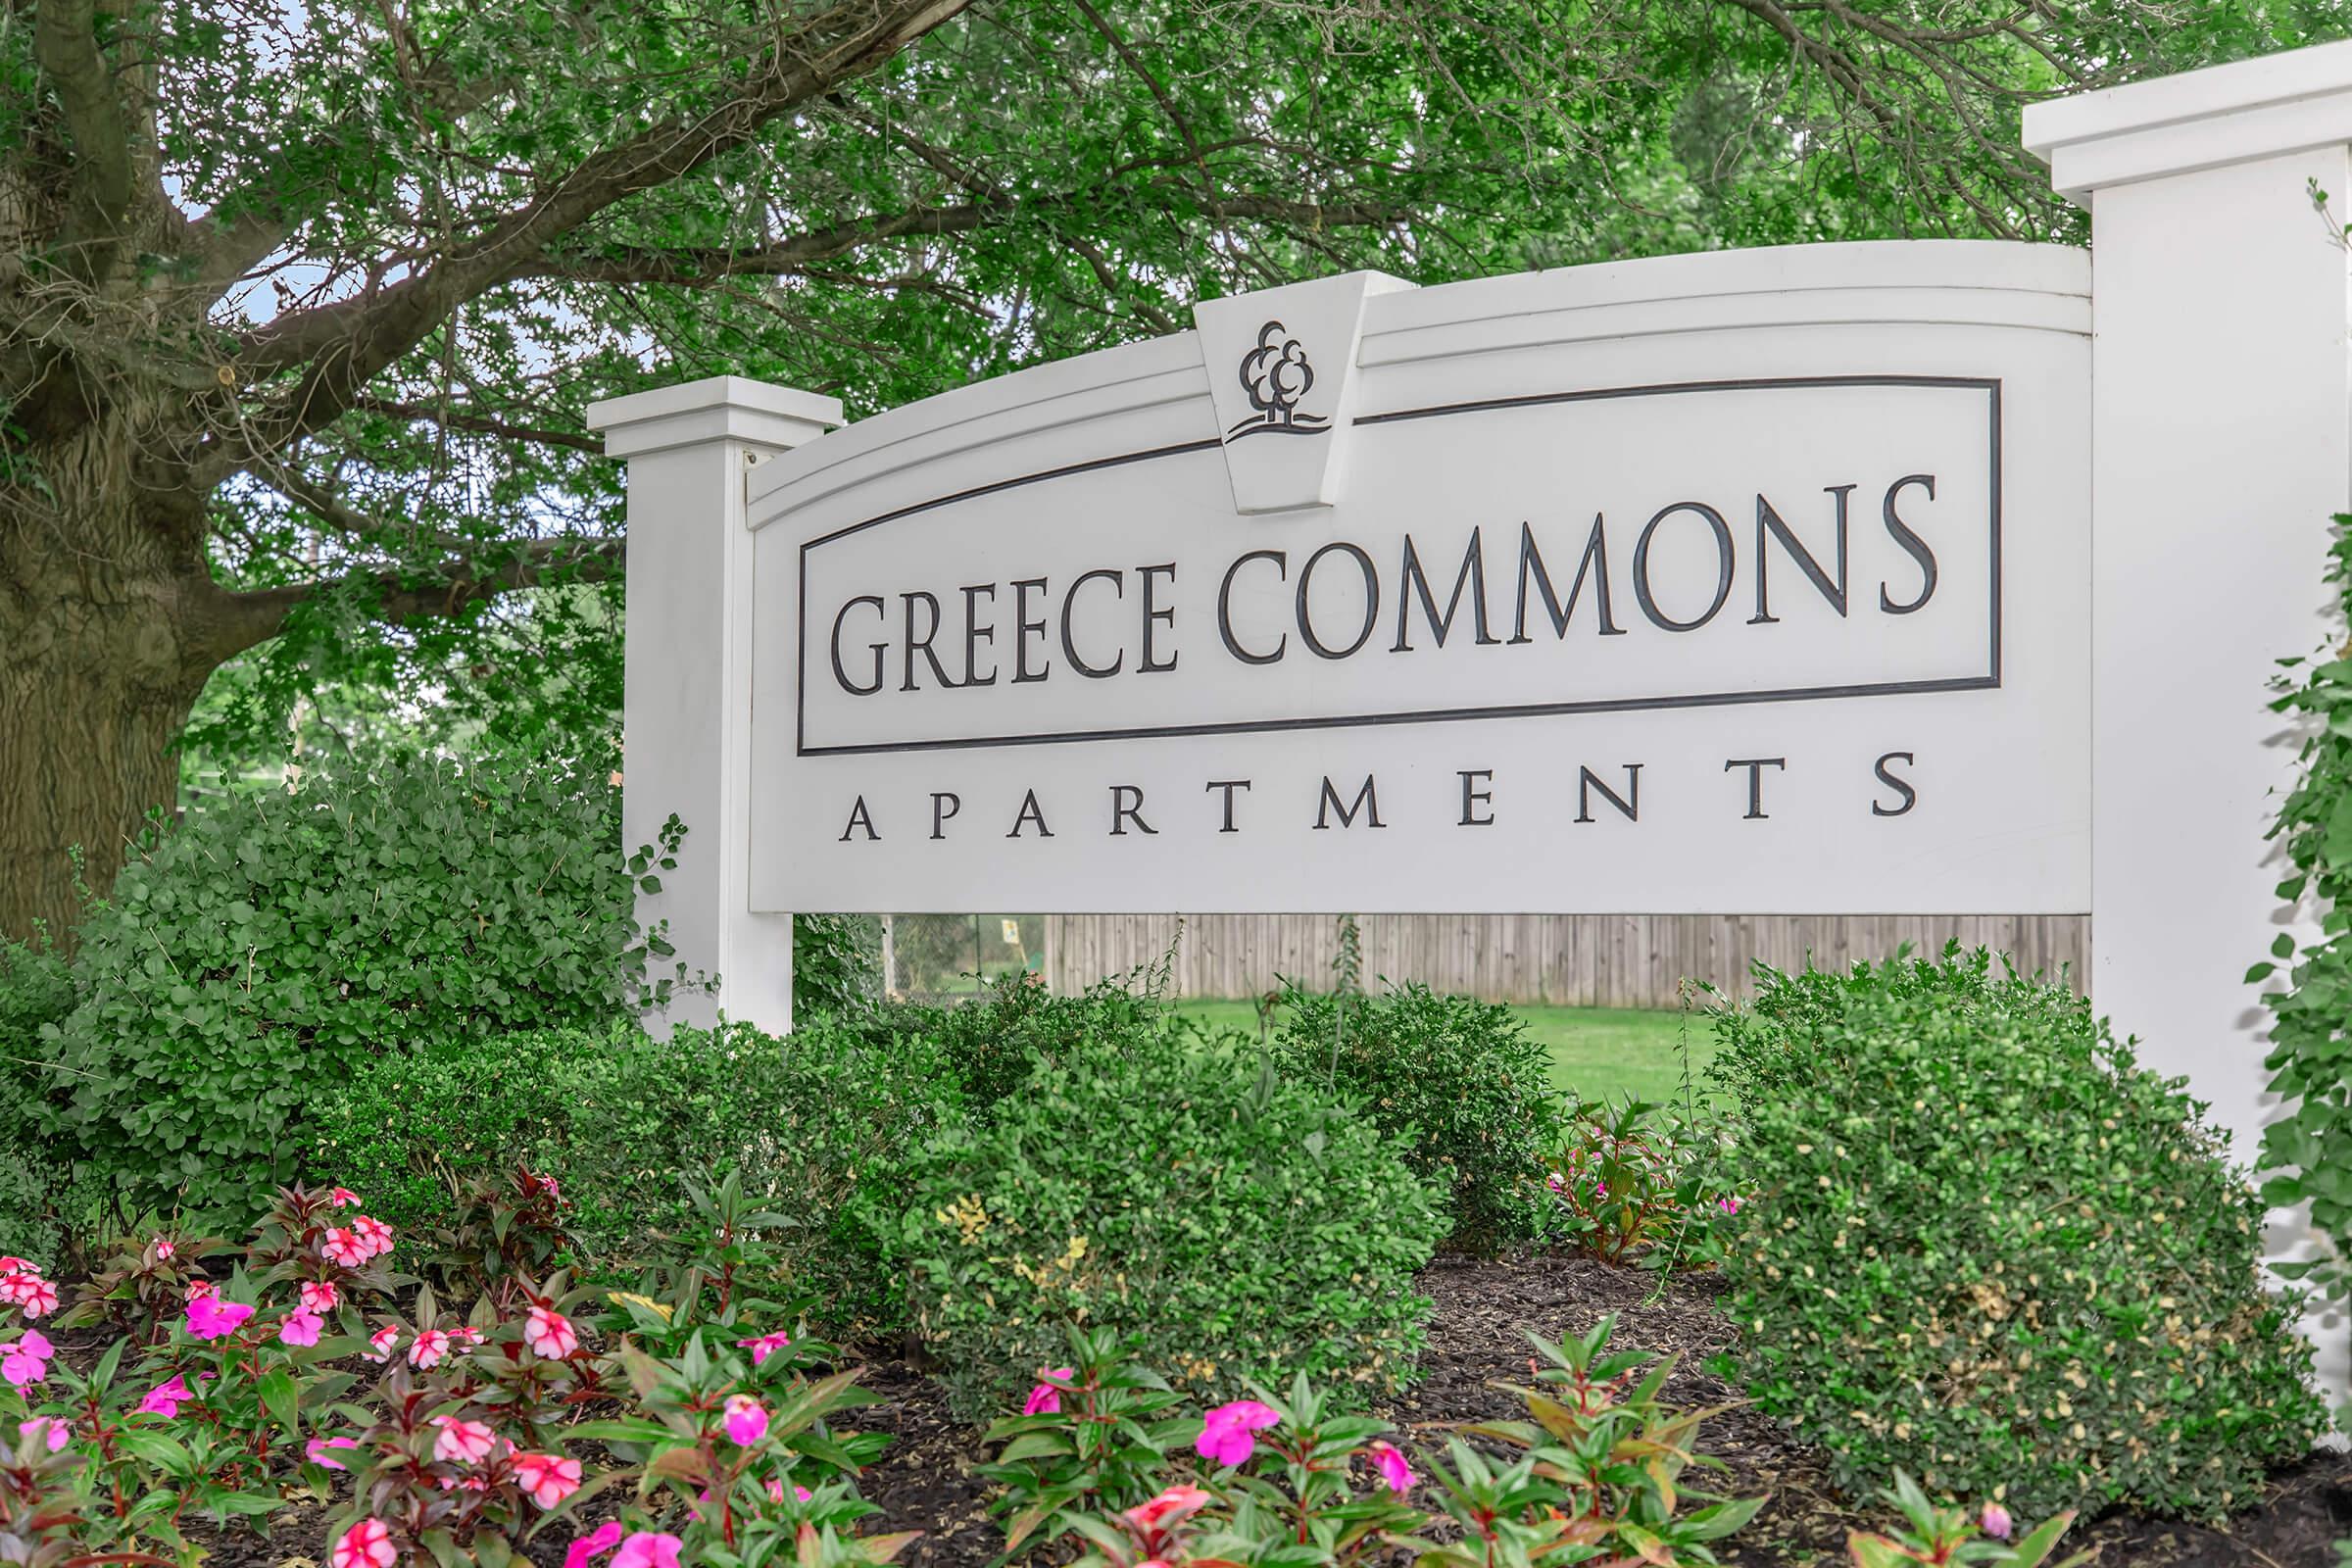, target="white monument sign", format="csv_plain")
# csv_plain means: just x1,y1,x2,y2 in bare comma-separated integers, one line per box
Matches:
741,248,2089,919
